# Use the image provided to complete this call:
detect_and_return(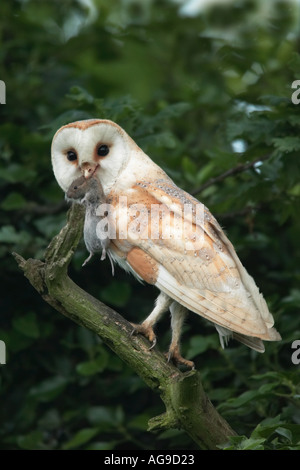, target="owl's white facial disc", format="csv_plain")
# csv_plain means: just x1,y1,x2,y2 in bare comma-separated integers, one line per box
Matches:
51,119,131,193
